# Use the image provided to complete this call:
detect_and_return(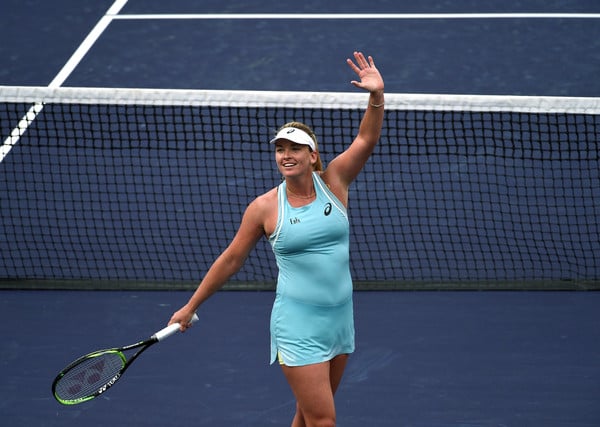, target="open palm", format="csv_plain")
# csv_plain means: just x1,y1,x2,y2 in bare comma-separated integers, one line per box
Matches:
347,51,384,93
